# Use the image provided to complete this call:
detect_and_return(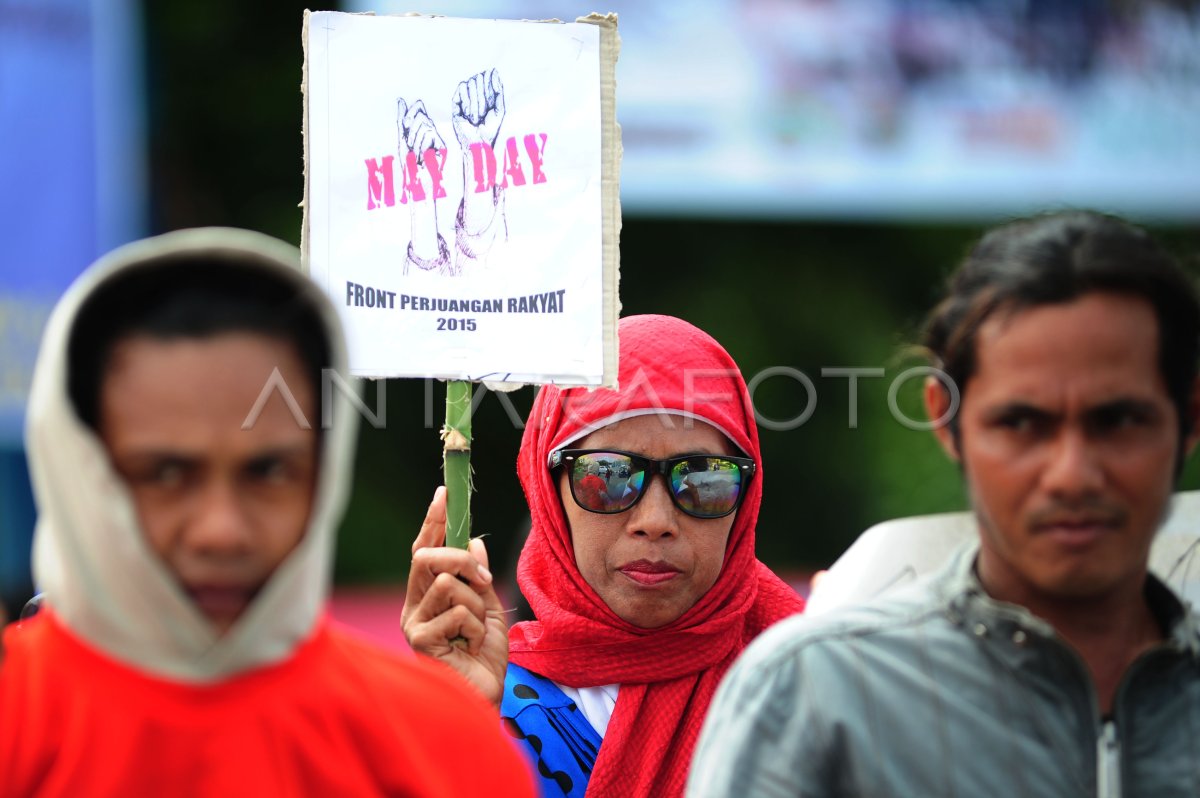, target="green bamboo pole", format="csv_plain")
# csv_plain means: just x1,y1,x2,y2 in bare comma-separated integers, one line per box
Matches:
442,380,472,550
